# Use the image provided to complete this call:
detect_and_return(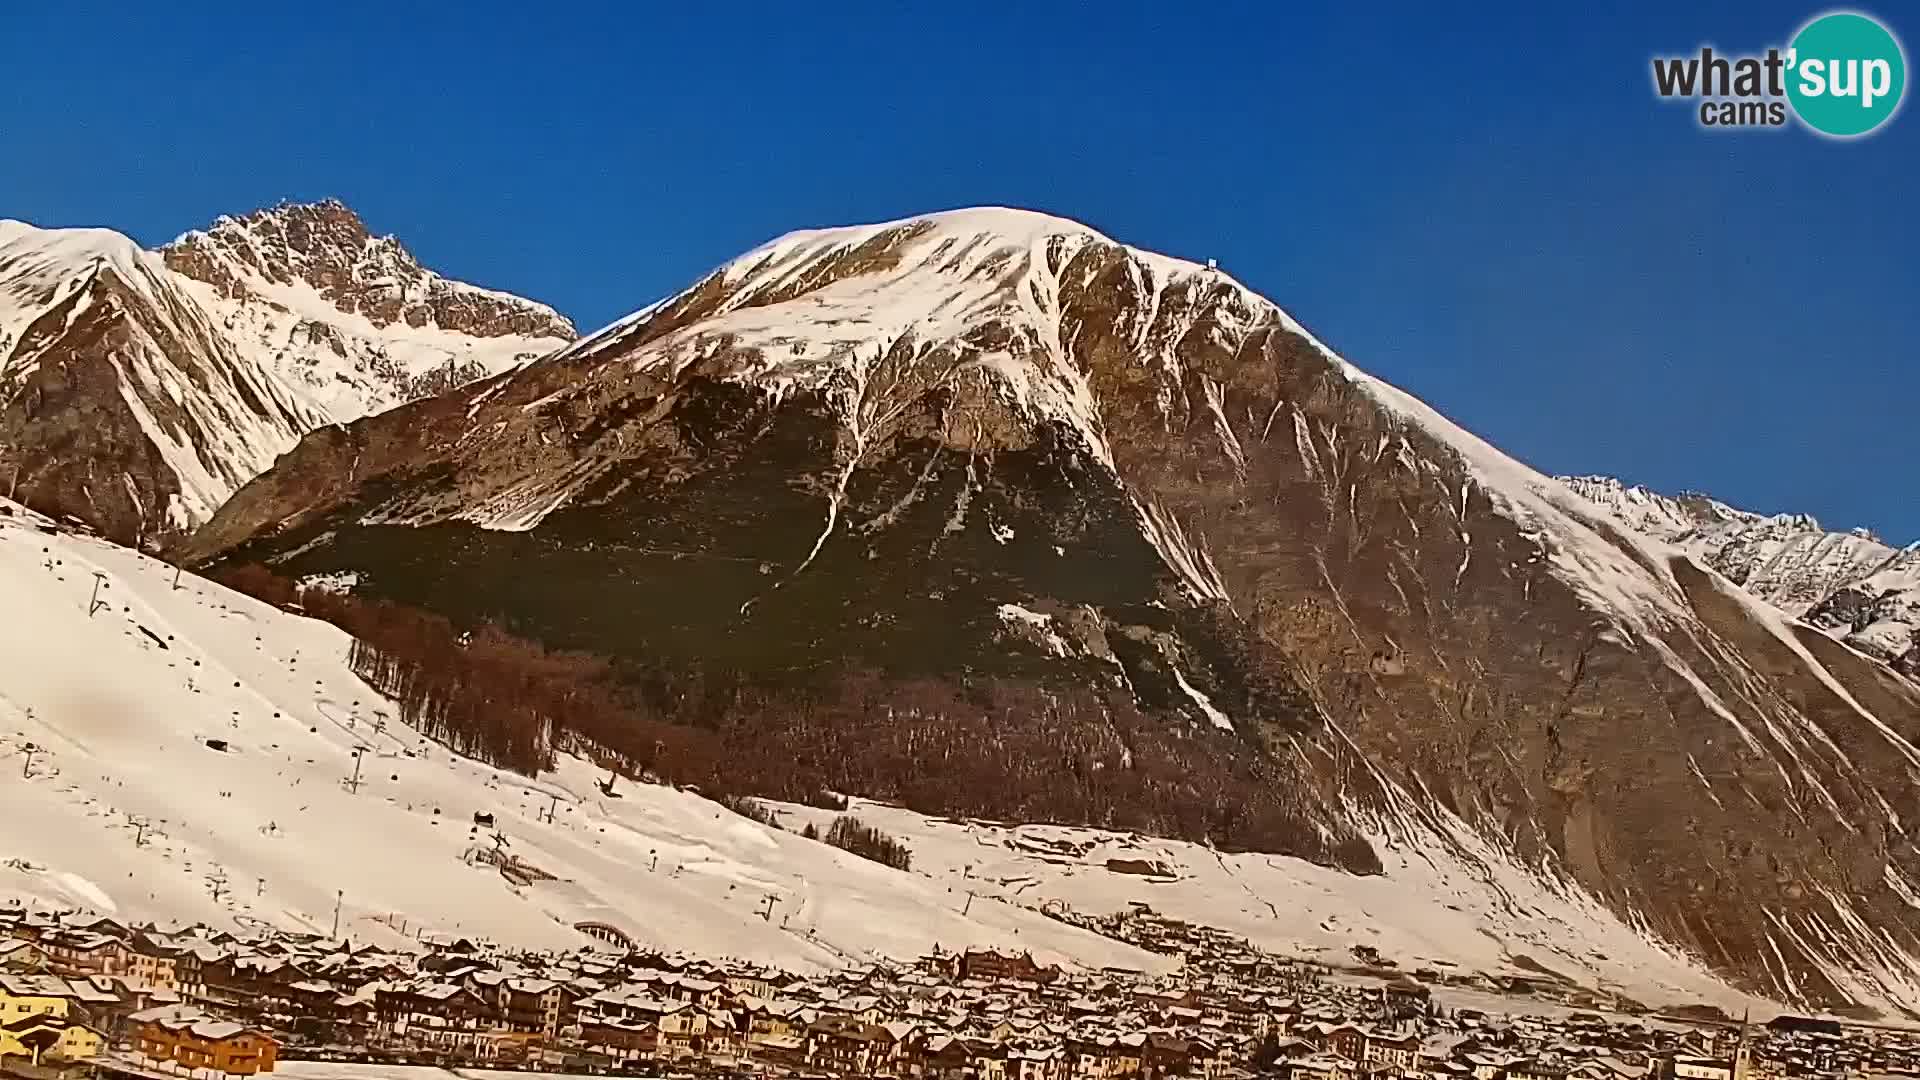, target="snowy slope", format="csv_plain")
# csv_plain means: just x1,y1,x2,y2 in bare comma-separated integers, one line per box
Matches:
521,212,1777,637
0,204,573,545
0,498,1151,972
547,207,1243,487
1,223,153,357
1818,552,1920,667
1558,476,1757,540
2,223,213,384
602,209,1892,678
163,200,574,423
1563,475,1919,673
0,221,325,532
777,803,1768,1014
1560,475,1896,616
0,498,1770,1010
